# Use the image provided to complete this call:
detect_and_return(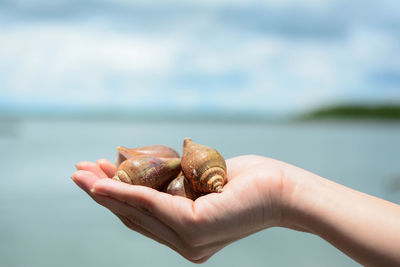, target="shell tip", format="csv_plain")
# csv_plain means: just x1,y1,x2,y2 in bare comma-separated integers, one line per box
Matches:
117,145,129,152
215,185,223,193
183,138,193,147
